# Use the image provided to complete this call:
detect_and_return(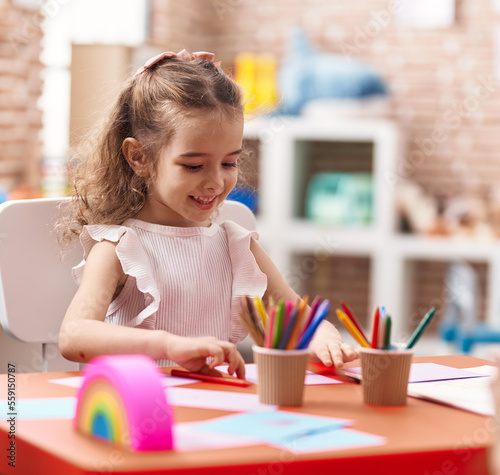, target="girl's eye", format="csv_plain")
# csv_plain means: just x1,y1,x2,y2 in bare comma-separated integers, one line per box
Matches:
182,164,202,171
223,162,238,168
